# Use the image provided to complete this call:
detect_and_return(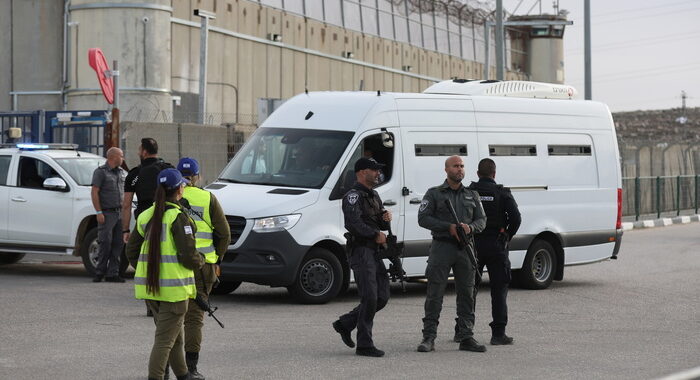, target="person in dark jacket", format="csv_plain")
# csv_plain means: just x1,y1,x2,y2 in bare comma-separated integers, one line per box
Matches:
468,158,521,345
332,157,392,358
